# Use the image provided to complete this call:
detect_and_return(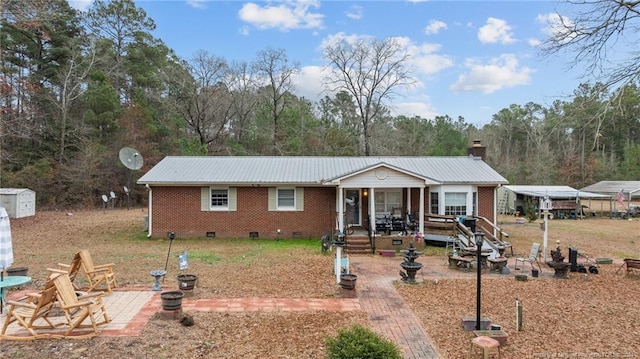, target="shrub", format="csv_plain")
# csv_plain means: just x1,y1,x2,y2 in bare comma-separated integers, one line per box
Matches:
325,324,402,359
